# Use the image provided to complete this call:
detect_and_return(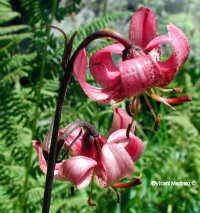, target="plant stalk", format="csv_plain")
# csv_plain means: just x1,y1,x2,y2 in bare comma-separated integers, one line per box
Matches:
42,29,131,213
